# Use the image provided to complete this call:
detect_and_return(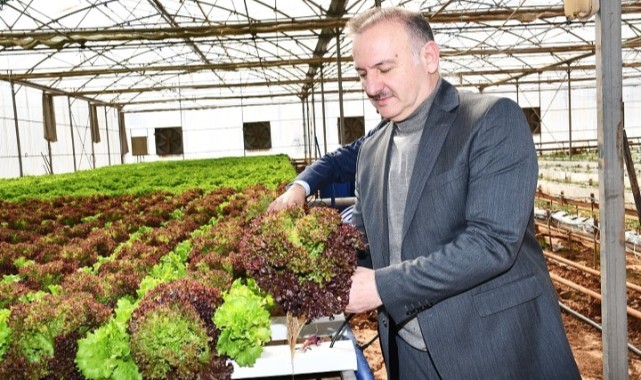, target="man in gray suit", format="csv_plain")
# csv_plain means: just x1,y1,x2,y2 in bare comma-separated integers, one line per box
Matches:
344,7,580,379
